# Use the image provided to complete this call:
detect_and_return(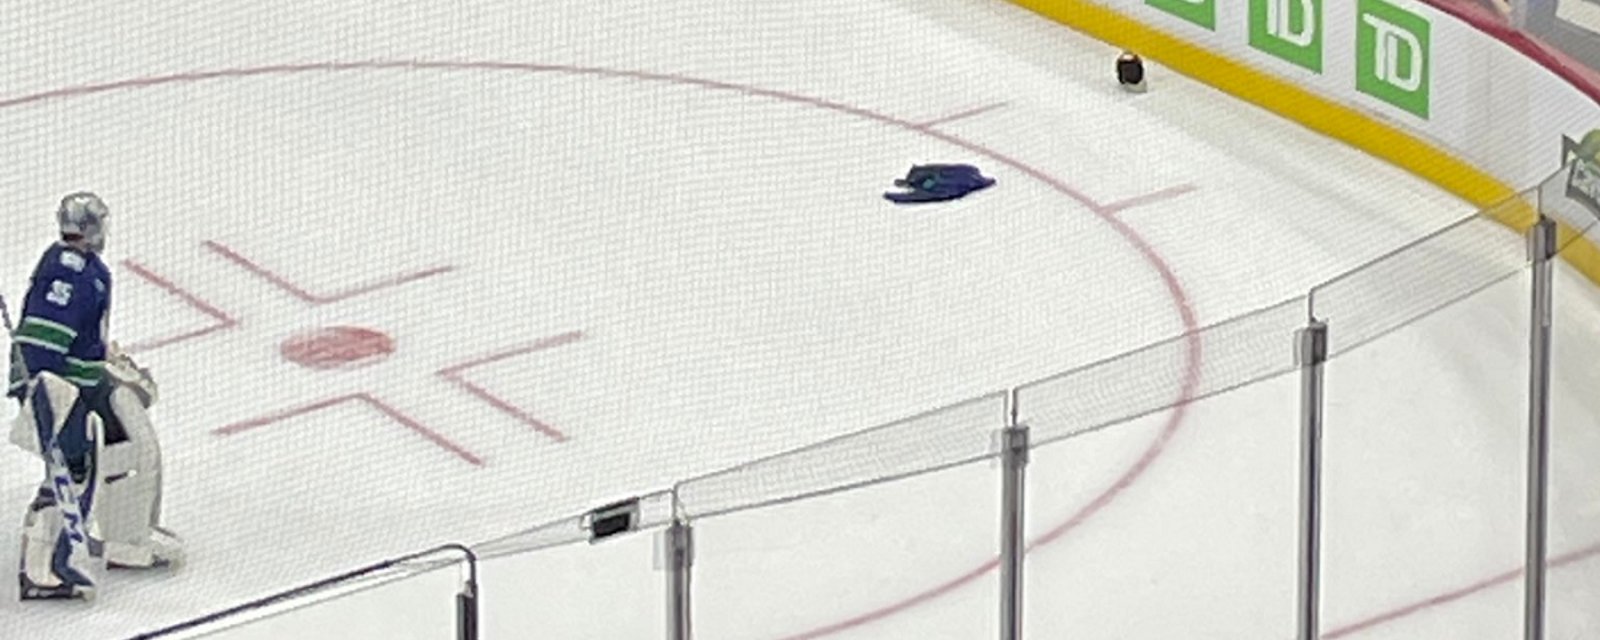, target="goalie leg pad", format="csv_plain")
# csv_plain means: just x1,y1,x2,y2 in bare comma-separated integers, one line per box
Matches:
20,486,64,591
19,485,102,600
15,376,106,599
96,384,181,570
